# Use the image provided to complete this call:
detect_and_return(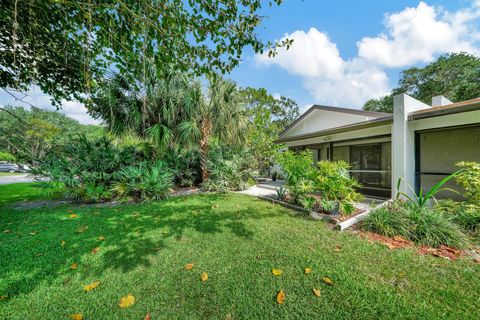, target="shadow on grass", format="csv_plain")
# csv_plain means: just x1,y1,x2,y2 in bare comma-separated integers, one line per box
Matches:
0,193,277,297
